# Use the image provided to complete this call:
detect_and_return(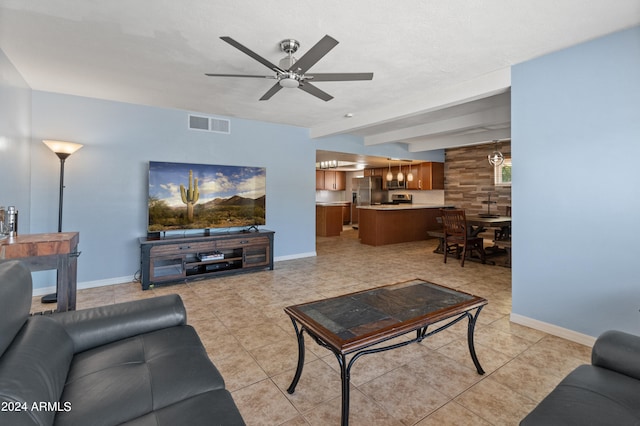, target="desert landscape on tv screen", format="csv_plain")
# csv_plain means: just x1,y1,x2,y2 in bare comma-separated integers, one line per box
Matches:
148,161,266,231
